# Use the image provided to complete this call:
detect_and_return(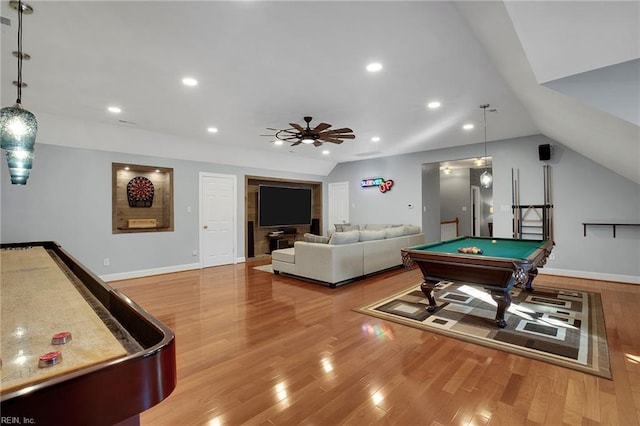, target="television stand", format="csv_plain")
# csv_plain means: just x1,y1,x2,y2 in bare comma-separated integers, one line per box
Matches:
267,232,296,253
